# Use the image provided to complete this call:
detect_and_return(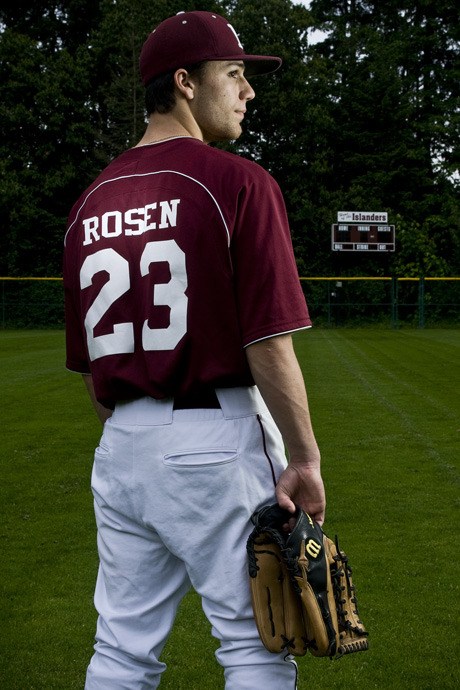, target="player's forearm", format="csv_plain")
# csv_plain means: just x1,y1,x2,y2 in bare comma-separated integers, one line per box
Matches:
82,374,113,425
245,334,320,467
